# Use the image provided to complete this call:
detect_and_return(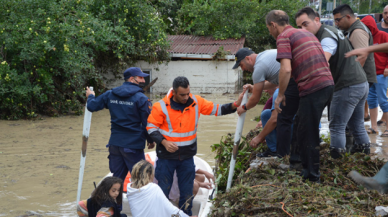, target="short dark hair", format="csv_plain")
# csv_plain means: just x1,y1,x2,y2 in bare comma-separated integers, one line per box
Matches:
295,7,318,21
266,10,289,26
173,76,189,91
333,4,355,17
